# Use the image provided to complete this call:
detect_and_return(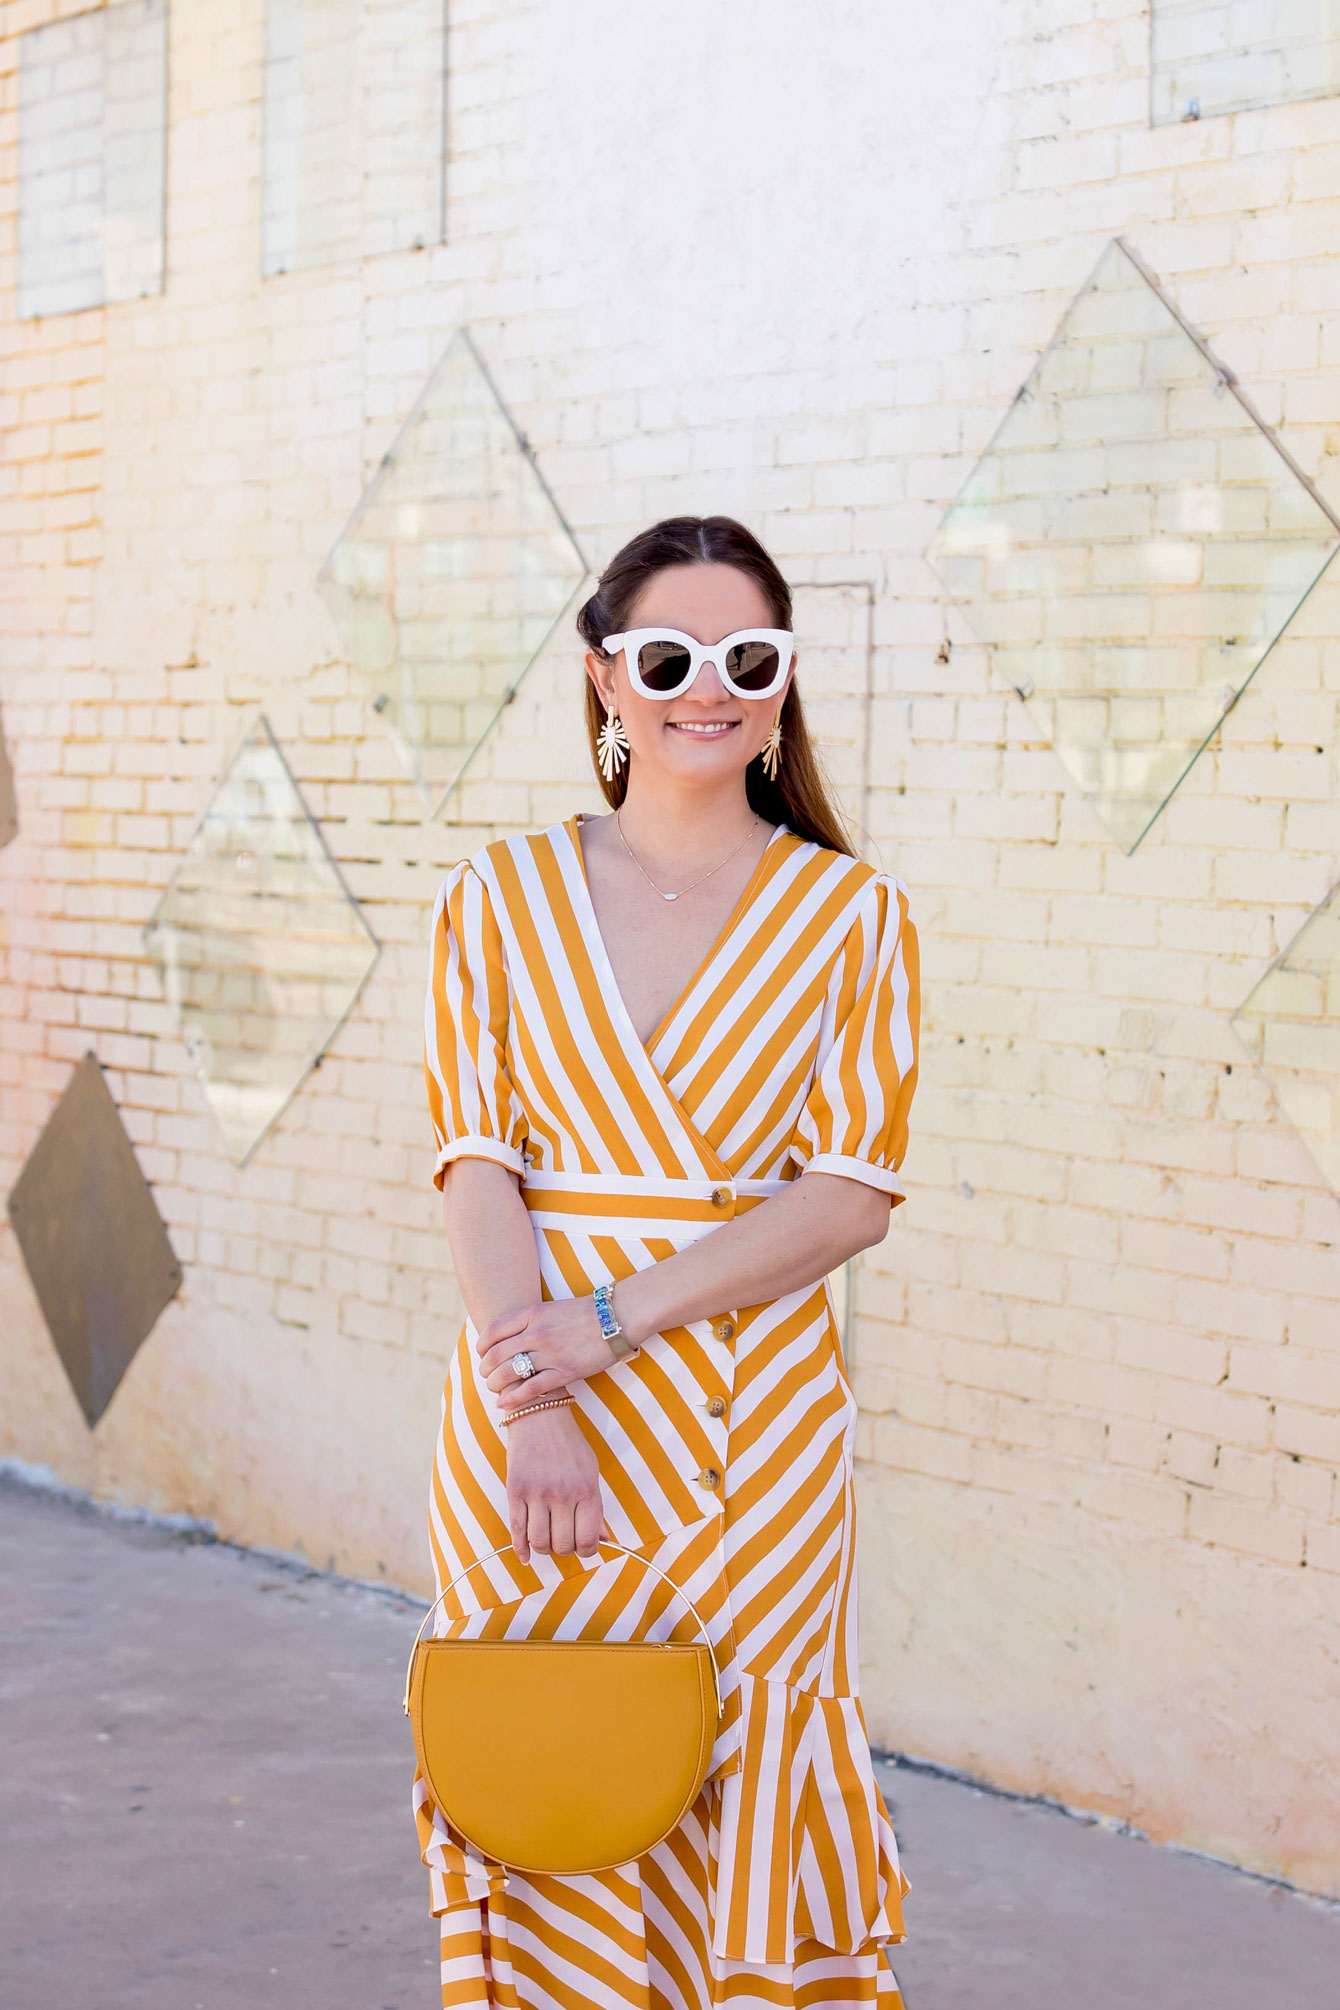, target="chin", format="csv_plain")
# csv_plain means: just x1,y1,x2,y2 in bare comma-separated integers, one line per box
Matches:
660,746,752,781
658,728,752,767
